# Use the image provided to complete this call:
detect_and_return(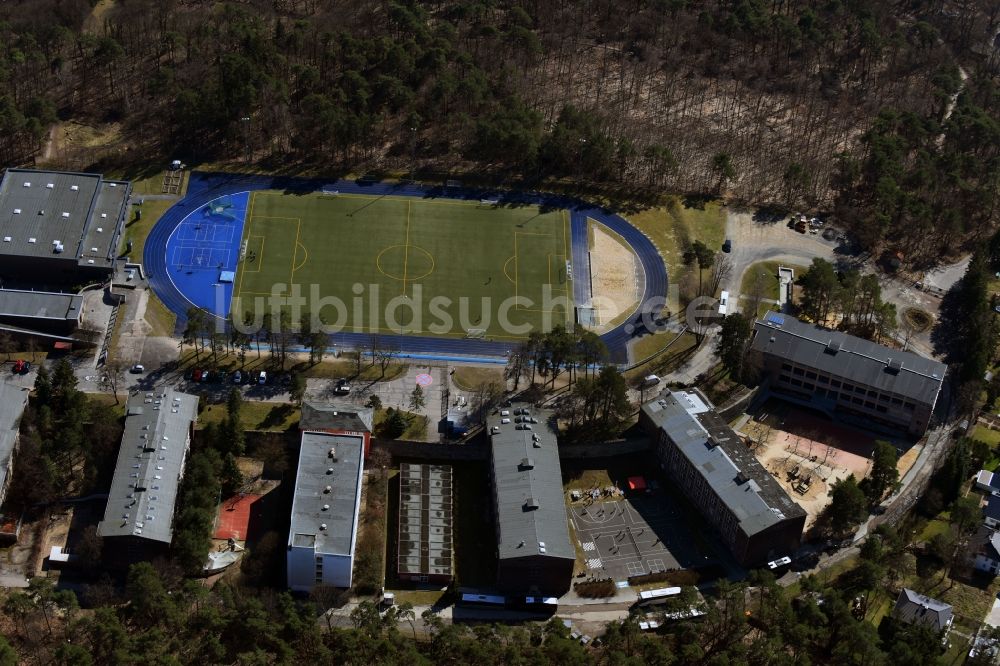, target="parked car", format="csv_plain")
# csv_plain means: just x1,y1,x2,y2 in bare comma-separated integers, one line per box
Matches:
130,364,145,374
258,370,268,385
722,239,732,252
335,378,351,394
192,368,203,382
11,359,26,373
233,370,242,384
